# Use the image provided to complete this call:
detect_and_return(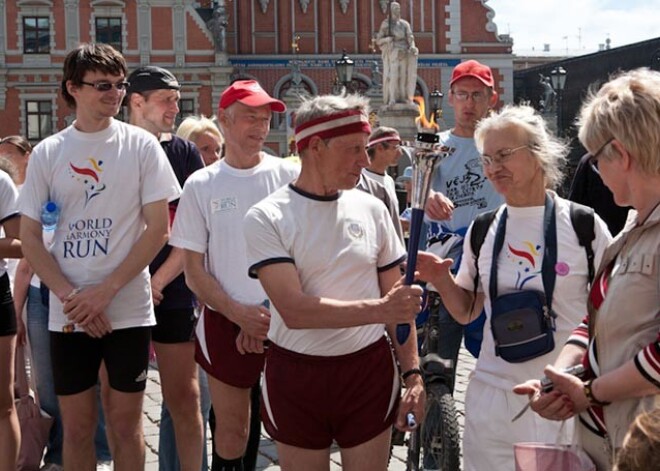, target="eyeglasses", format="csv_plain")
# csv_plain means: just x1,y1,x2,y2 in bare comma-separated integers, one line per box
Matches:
79,80,130,92
480,145,529,167
452,91,489,102
587,137,614,174
382,142,402,150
